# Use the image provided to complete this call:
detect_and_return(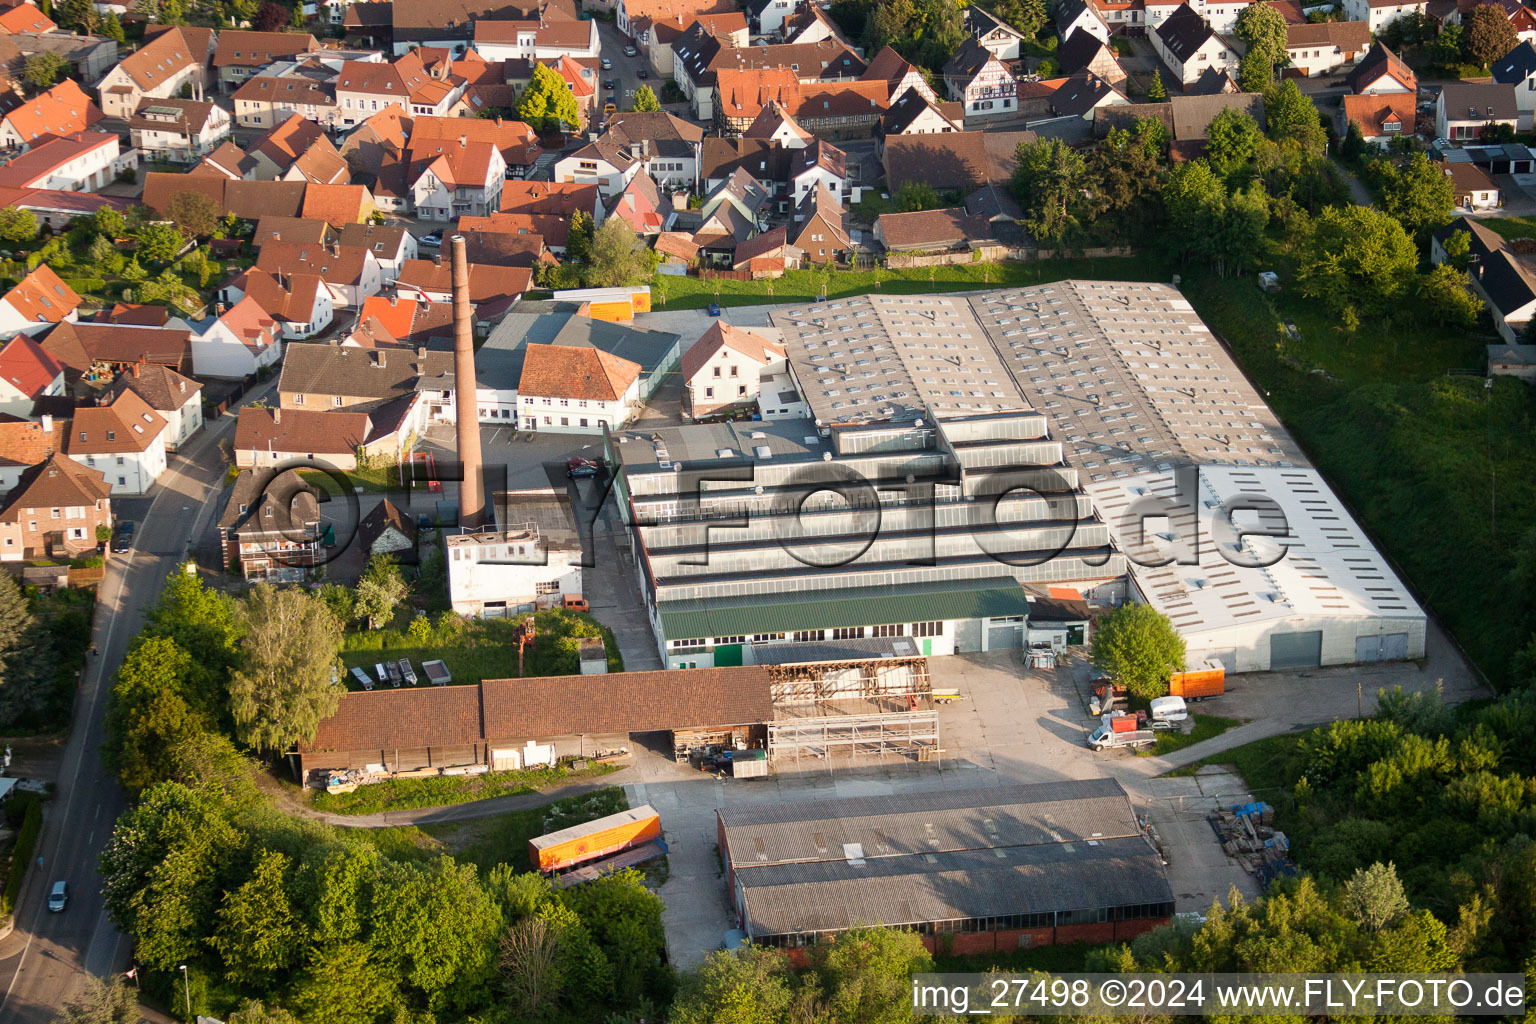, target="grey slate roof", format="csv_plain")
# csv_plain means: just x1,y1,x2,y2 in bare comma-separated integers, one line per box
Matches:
277,342,454,406
474,307,681,390
1057,28,1119,77
1476,248,1536,318
1440,82,1519,123
1493,40,1536,84
1155,4,1218,62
